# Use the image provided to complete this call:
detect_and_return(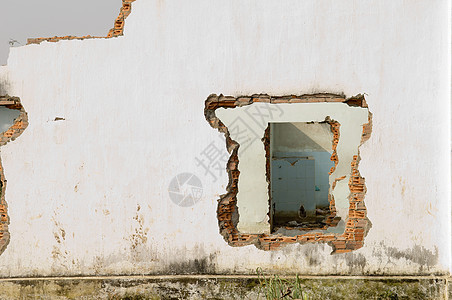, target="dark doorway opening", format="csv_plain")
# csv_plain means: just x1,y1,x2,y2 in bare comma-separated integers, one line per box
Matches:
269,122,335,231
